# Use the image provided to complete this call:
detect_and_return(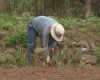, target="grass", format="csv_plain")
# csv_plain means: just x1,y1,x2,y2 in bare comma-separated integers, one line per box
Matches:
78,28,87,33
0,47,28,67
91,45,100,67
